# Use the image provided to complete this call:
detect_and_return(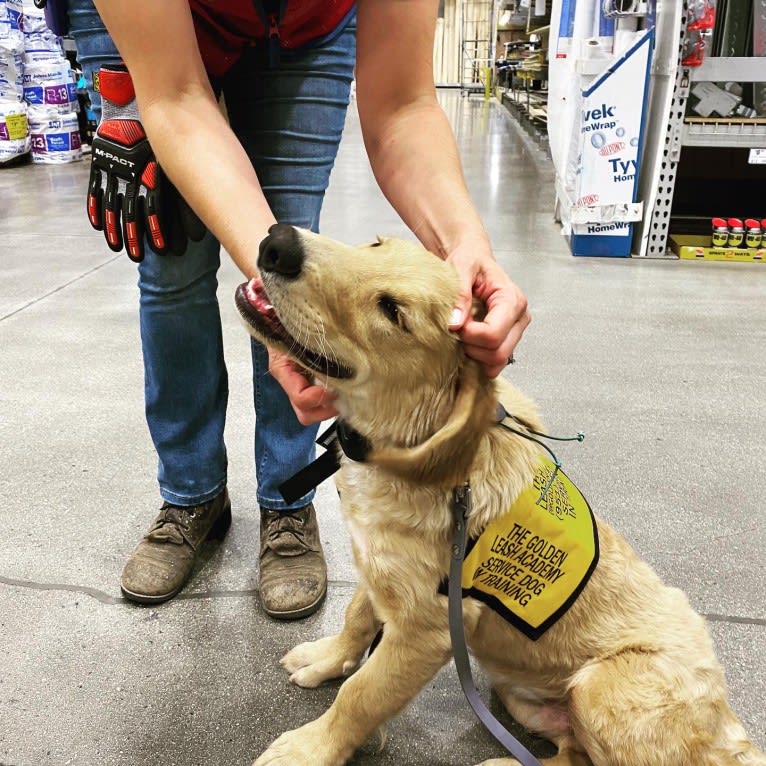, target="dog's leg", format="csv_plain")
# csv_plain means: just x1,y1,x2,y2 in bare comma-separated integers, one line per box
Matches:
253,623,452,766
474,688,591,766
492,686,572,744
565,650,764,766
280,583,381,688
